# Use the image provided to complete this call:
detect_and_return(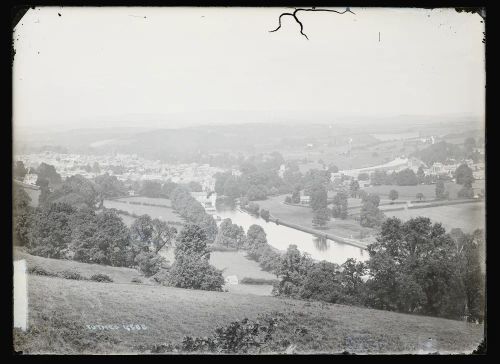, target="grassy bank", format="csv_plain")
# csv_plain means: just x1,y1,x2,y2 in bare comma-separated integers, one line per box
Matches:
257,195,376,241
15,274,484,354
